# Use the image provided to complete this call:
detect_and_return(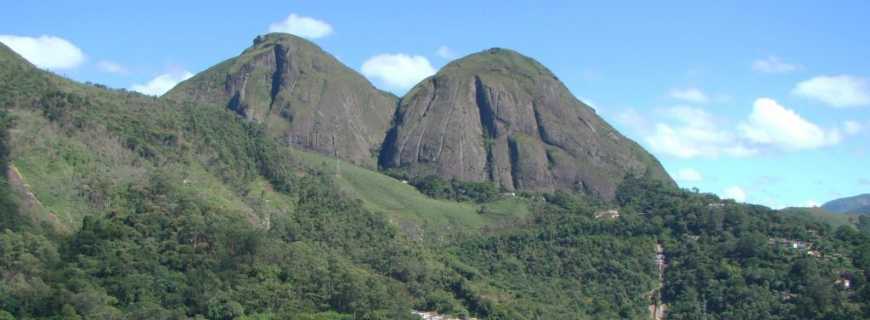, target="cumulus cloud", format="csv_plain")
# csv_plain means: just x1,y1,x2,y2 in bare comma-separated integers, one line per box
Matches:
738,98,840,150
633,97,845,159
645,106,755,158
752,56,798,74
268,14,333,39
0,35,85,69
130,71,193,96
792,75,870,108
436,46,456,59
669,88,709,103
96,60,127,74
675,168,703,182
723,186,747,202
361,53,435,91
